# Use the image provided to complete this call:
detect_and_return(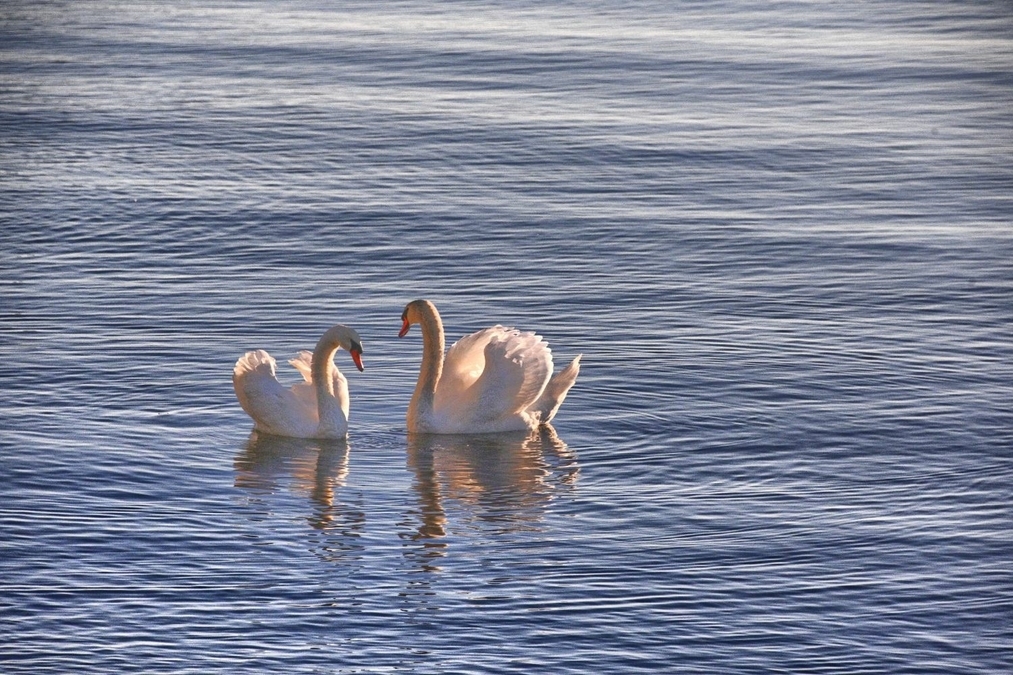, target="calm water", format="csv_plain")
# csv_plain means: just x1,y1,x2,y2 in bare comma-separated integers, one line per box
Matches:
2,1,1012,672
